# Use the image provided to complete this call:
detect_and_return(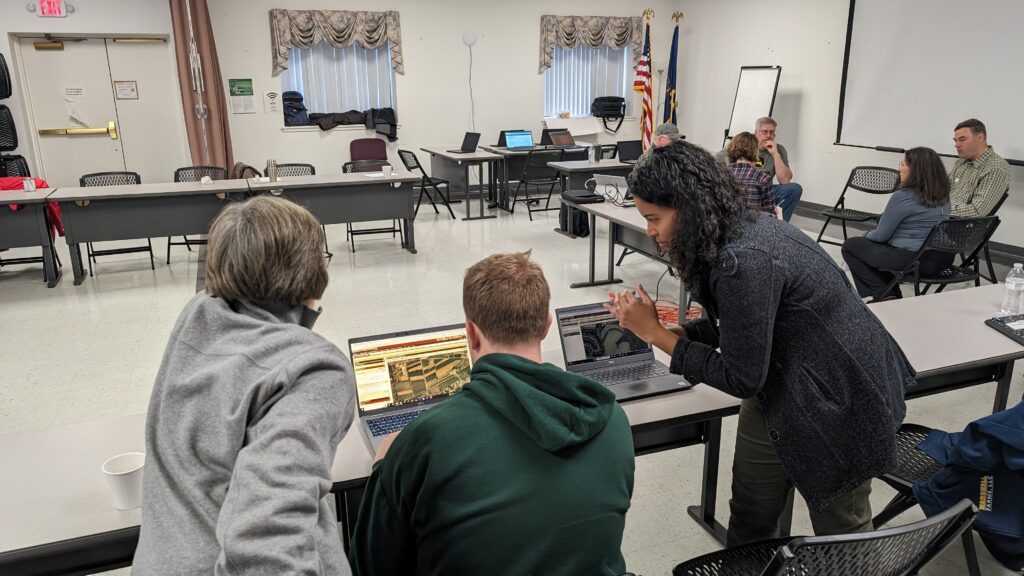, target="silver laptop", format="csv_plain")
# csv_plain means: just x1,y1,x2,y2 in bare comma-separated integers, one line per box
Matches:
349,324,473,450
592,174,633,205
556,303,691,401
